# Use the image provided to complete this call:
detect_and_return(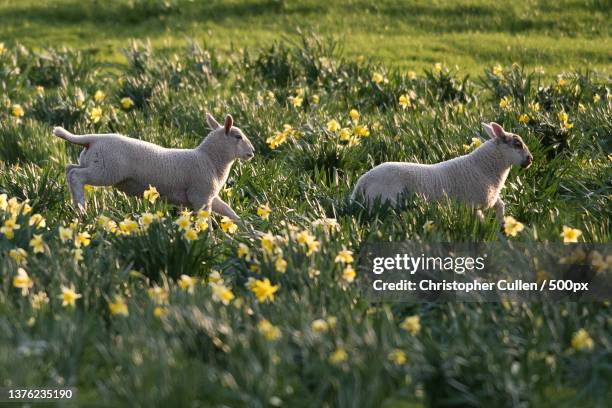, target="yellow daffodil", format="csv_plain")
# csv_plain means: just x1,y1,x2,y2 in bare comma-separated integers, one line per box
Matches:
327,119,340,132
153,306,168,317
58,226,73,242
423,220,434,232
492,64,503,77
261,232,276,255
94,90,105,102
0,193,7,211
407,70,417,80
275,256,287,273
184,228,198,241
335,249,354,264
59,284,82,307
143,185,160,204
290,95,303,107
11,104,25,117
499,96,512,110
9,248,28,265
175,215,191,230
400,315,421,335
387,349,407,365
258,319,281,341
75,231,91,248
371,72,384,84
329,348,348,364
311,319,329,333
29,234,45,254
178,274,197,293
561,226,582,243
148,286,168,304
518,114,530,124
220,216,238,234
257,204,271,220
349,109,360,123
121,97,134,109
237,243,251,259
354,124,370,137
73,248,84,262
140,212,155,229
338,127,351,141
433,62,443,74
250,278,279,303
119,218,138,236
29,214,46,229
571,328,594,351
208,270,223,285
504,216,525,237
108,296,129,316
13,268,33,296
211,283,235,305
31,291,49,310
89,107,103,123
399,94,411,109
342,265,356,283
